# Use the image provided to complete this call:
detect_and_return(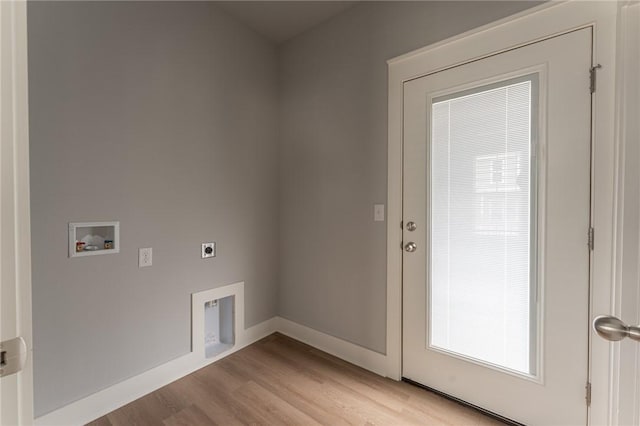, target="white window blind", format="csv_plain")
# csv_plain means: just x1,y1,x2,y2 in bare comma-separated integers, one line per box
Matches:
429,78,536,375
